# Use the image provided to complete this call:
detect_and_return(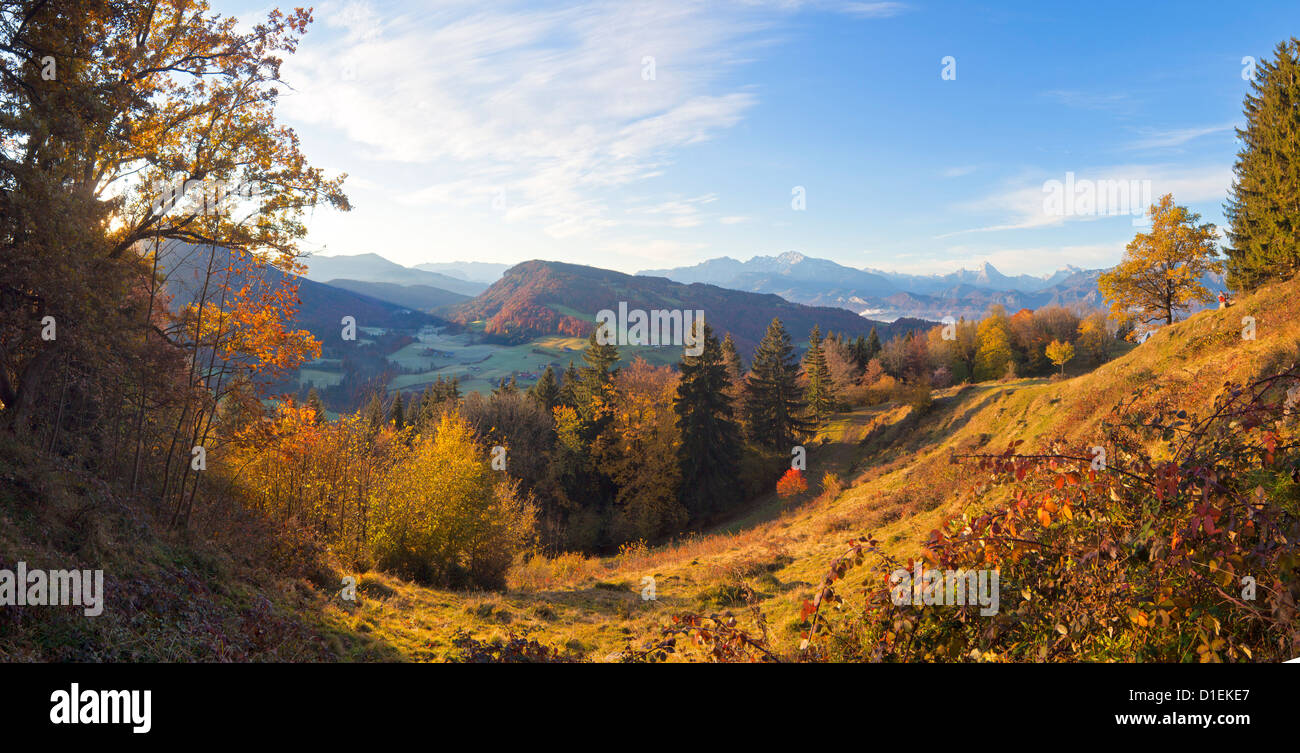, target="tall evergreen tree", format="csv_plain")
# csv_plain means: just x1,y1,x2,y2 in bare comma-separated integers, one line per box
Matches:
529,364,560,412
720,333,748,439
803,325,835,424
558,361,581,408
1225,38,1300,291
865,327,882,363
744,318,812,449
674,323,742,519
389,391,405,429
576,326,620,436
364,393,386,433
851,335,867,368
